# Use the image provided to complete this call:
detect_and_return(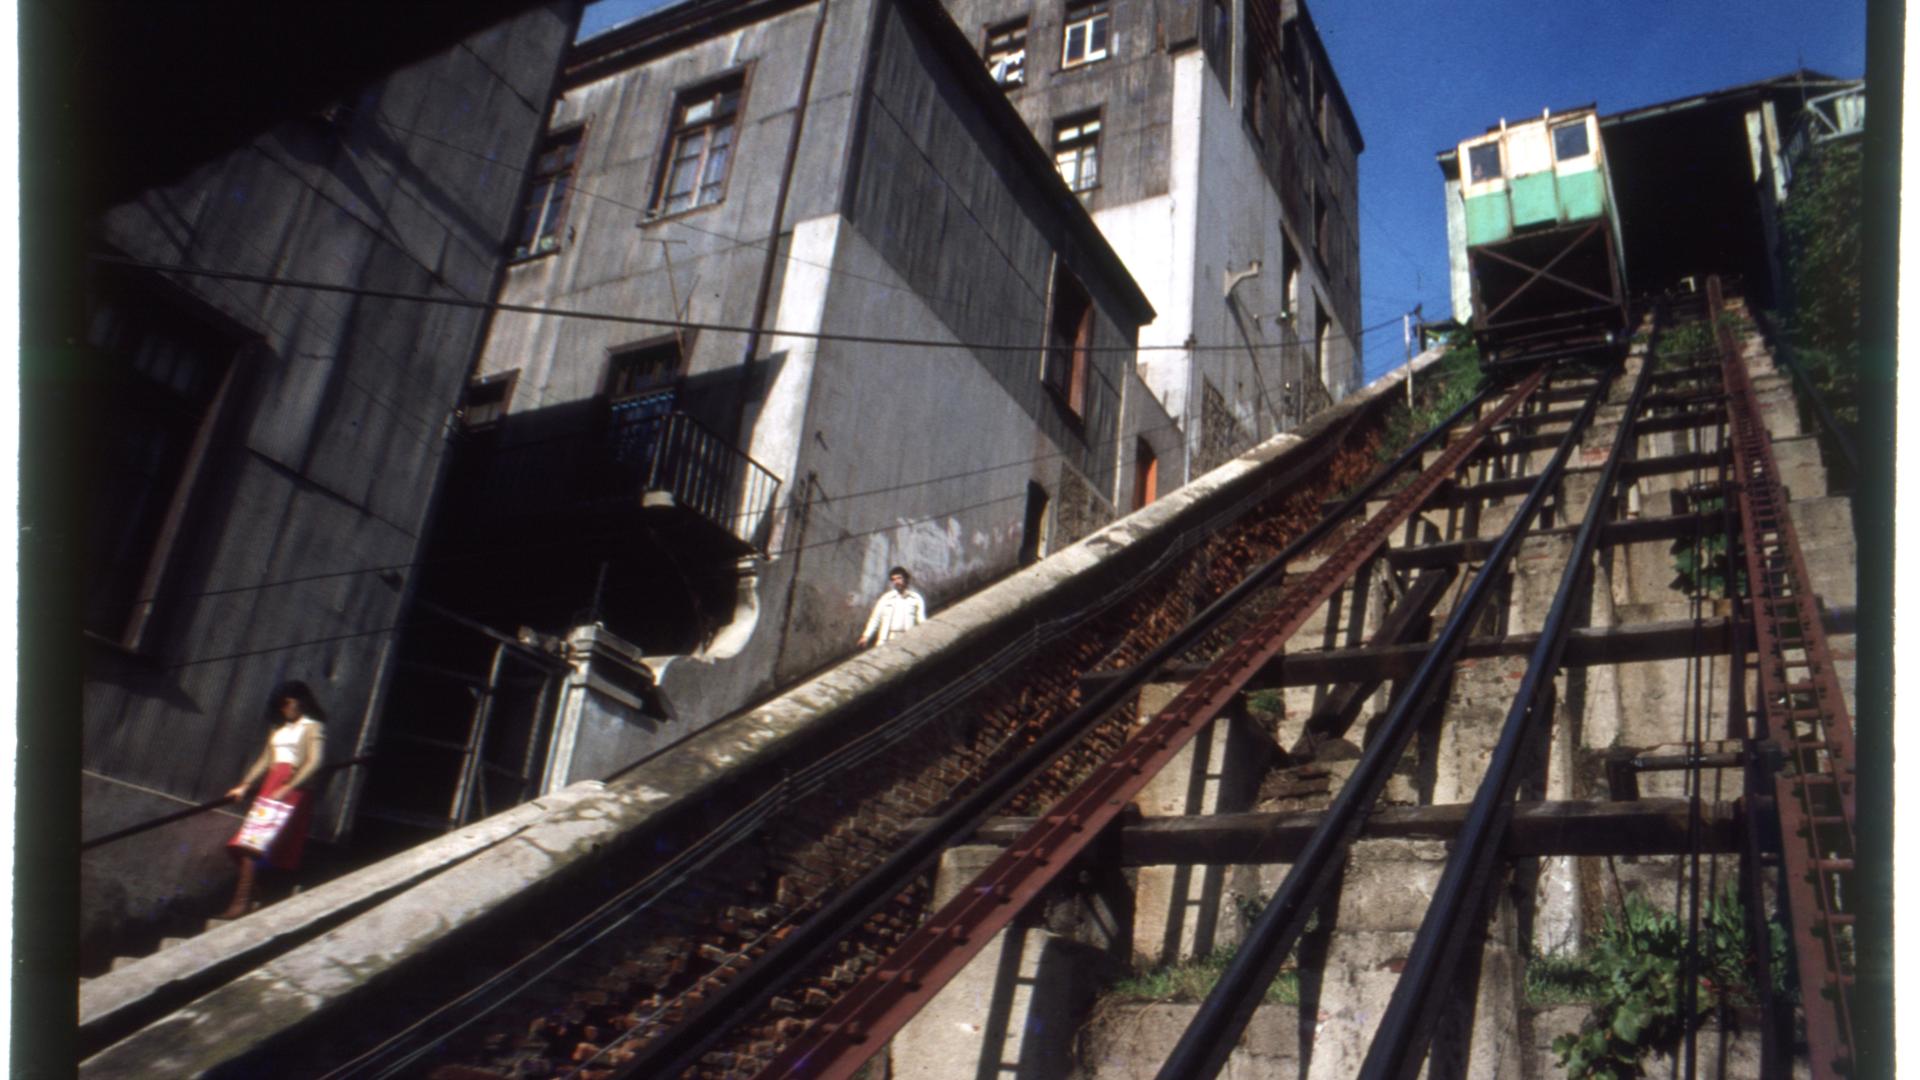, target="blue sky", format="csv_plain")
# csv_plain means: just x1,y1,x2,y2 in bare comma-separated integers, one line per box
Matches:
577,0,1868,382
